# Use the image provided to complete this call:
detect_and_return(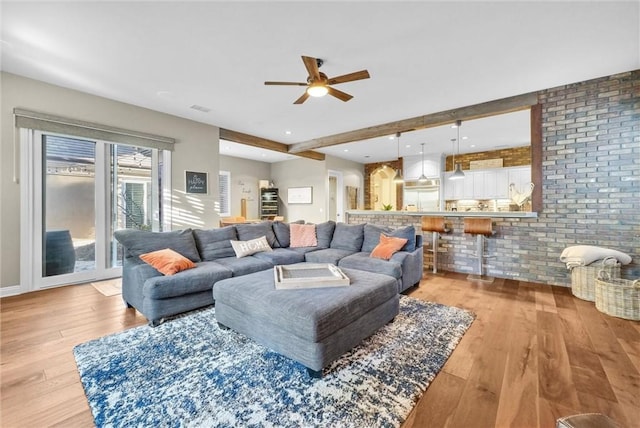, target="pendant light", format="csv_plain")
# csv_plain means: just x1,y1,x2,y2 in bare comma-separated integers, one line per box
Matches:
393,132,404,183
449,120,465,180
418,143,428,183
